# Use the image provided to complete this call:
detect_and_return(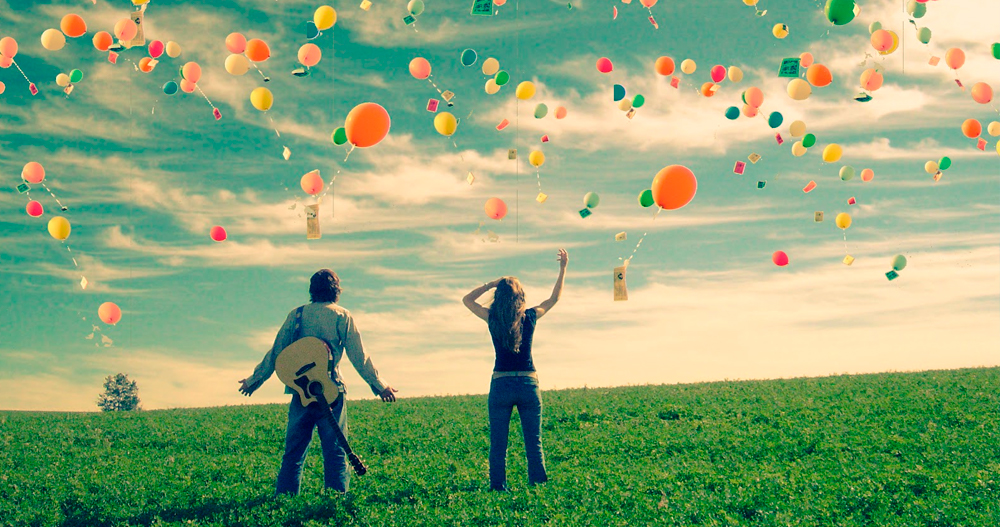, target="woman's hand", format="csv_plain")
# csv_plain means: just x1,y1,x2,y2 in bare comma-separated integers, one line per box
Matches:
557,248,568,269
